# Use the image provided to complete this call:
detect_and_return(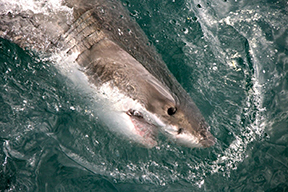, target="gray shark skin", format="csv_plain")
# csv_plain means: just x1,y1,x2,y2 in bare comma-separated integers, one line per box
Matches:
0,0,215,148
